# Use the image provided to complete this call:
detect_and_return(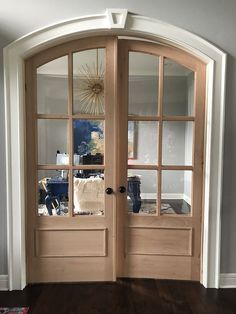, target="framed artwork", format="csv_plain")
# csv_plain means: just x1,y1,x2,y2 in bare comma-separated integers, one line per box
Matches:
73,120,104,155
128,121,138,159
